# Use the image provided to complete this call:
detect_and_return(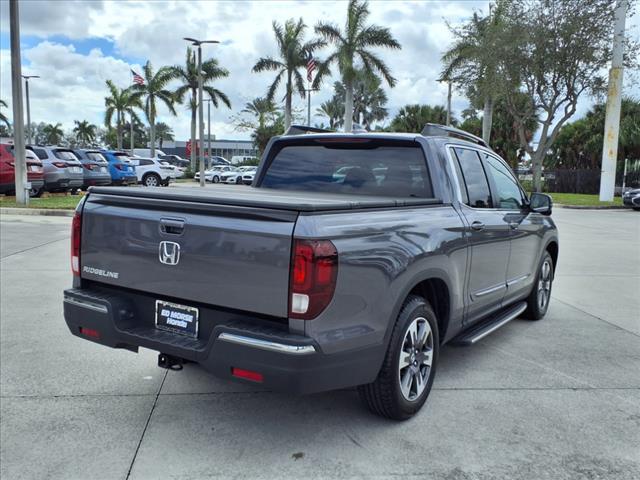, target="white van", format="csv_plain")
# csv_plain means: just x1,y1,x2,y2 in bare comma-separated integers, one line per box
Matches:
230,155,258,165
132,148,166,159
